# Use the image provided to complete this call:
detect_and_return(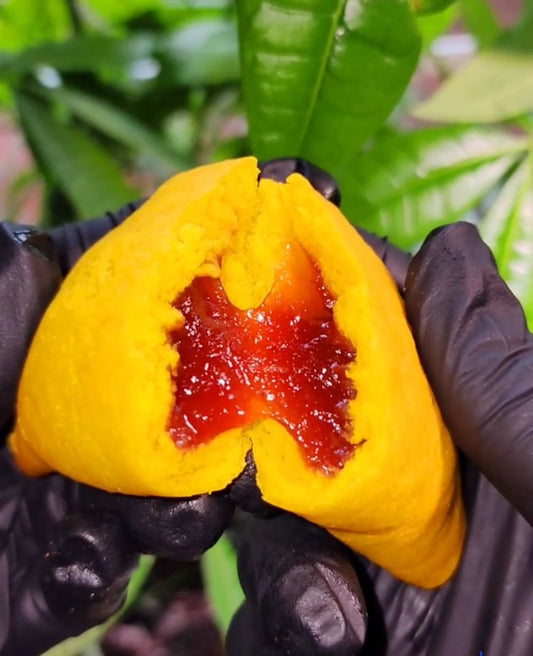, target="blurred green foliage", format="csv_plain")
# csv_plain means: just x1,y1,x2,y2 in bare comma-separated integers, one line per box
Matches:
3,0,533,653
0,0,243,224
